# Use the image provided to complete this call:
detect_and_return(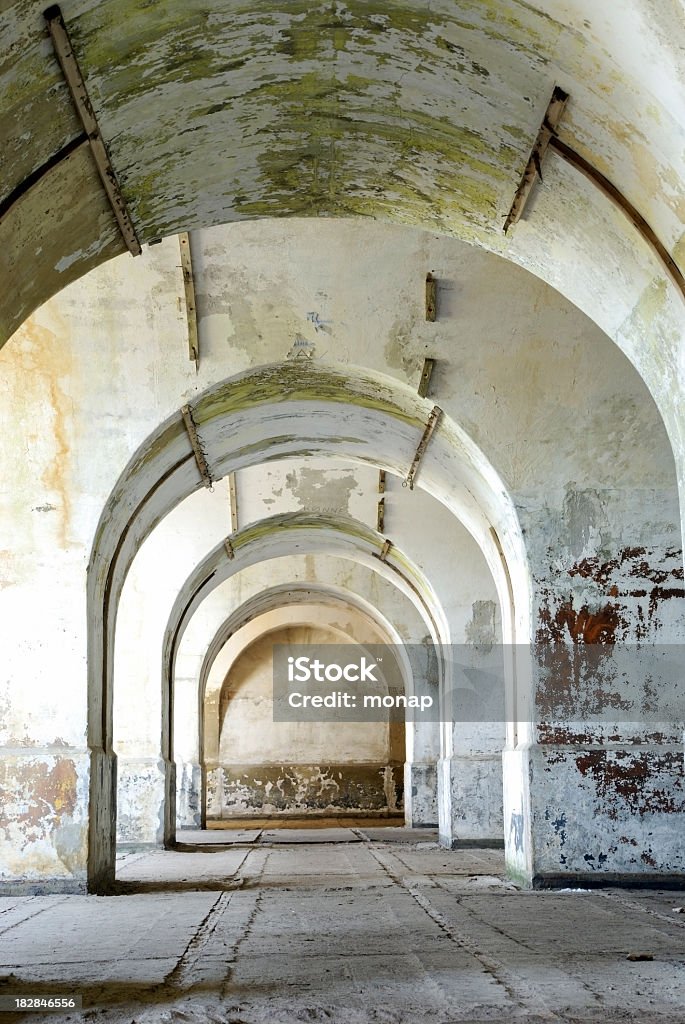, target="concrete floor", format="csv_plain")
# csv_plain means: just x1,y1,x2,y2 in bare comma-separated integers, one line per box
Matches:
1,829,685,1023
